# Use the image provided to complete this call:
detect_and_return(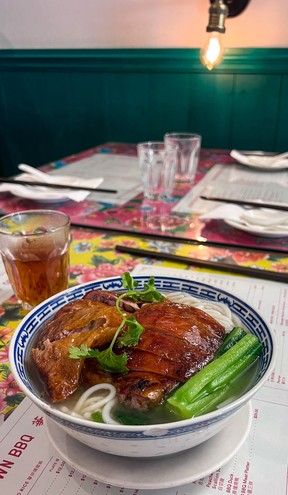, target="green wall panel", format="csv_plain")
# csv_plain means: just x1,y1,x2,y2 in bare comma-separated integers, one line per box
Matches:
142,73,192,140
276,74,288,151
67,72,108,153
0,48,288,176
230,74,282,150
186,74,234,148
